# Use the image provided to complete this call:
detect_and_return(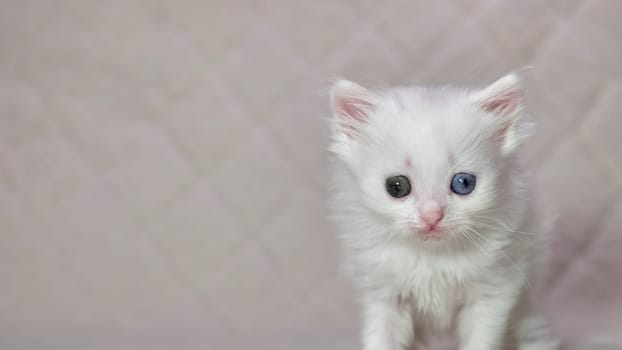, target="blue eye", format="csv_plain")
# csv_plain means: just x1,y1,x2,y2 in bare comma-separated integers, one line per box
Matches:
450,172,477,195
